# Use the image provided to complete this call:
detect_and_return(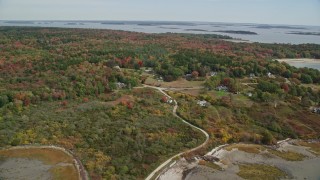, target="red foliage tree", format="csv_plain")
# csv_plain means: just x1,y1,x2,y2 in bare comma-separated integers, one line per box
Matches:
221,78,231,86
126,101,133,109
281,83,289,93
161,96,168,103
191,71,199,78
